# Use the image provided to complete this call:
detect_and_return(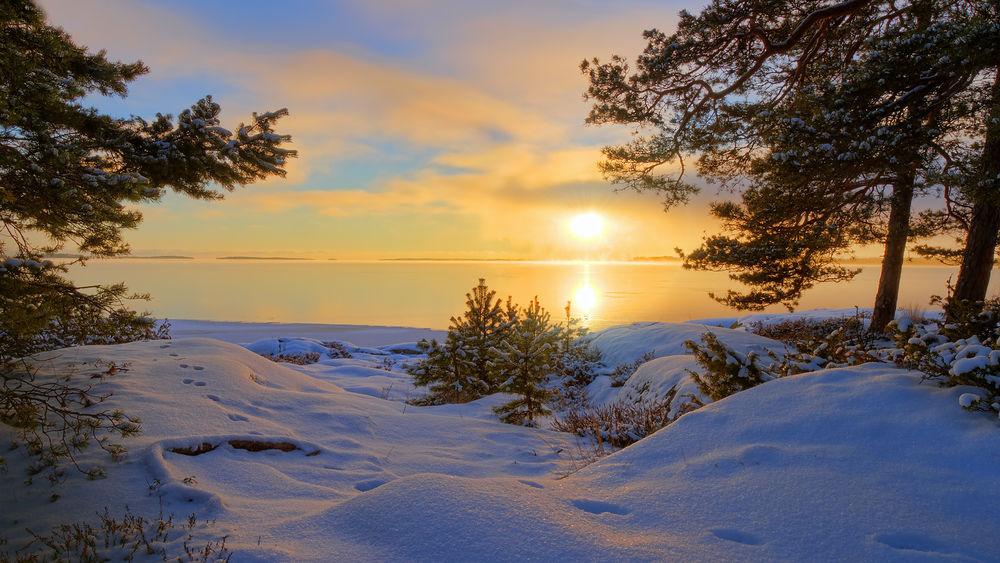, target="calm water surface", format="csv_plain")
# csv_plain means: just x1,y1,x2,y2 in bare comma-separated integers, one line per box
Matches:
66,260,997,331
